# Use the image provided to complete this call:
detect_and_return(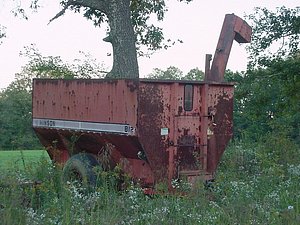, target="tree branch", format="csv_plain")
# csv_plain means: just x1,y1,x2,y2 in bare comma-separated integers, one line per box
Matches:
48,0,108,25
48,1,73,25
